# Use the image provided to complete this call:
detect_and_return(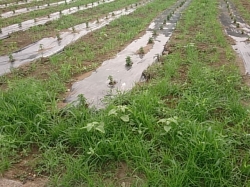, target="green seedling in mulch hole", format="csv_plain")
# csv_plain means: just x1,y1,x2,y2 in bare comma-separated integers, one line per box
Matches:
39,44,43,51
135,3,137,6
13,10,15,14
60,10,62,15
0,28,2,34
18,22,22,28
241,30,244,35
130,4,133,8
9,54,15,62
163,19,167,24
85,4,88,7
78,5,80,9
48,14,50,18
97,18,99,23
56,33,61,40
112,12,115,16
125,7,128,11
48,3,50,6
108,75,116,86
152,30,157,36
86,22,89,28
92,2,94,6
236,23,240,28
160,25,163,30
139,47,145,55
148,37,154,44
154,54,161,62
37,5,39,8
106,15,108,19
233,18,236,24
72,26,76,33
125,56,133,67
167,15,170,20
